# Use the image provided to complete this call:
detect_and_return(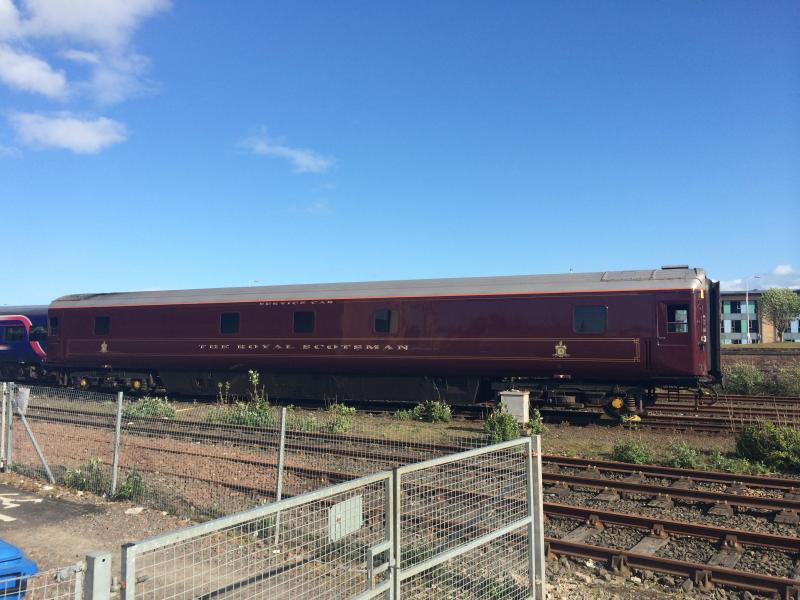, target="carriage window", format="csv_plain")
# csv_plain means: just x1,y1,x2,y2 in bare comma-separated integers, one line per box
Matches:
293,311,315,333
374,309,397,334
3,326,24,342
94,316,110,336
29,326,47,342
573,306,606,333
667,304,689,333
220,312,240,334
49,317,59,336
